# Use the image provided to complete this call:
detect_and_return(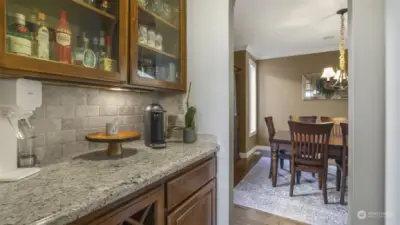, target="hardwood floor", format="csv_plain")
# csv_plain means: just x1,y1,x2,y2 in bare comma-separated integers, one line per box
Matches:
233,150,309,225
232,205,309,225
